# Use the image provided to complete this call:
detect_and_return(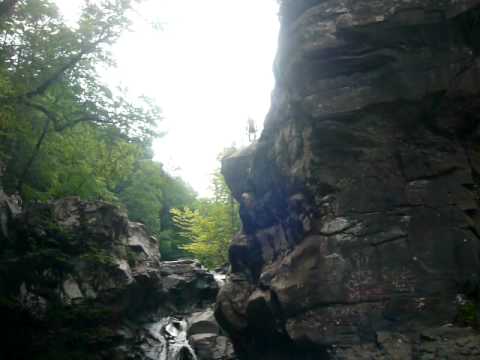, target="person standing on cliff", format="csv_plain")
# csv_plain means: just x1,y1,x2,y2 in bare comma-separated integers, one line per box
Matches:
247,117,257,142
